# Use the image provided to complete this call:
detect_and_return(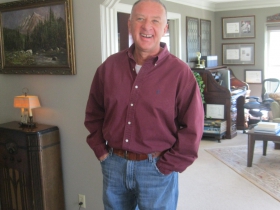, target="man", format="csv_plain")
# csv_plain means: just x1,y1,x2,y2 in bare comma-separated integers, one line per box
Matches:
84,0,204,209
